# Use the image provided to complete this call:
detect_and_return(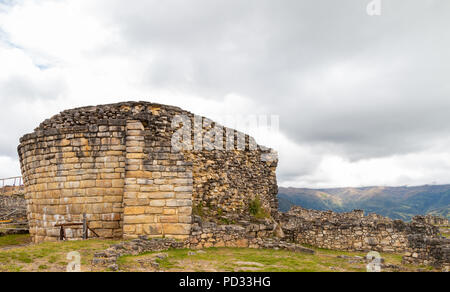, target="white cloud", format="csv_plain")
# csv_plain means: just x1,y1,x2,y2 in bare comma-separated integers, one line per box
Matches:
0,156,20,178
0,0,449,189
